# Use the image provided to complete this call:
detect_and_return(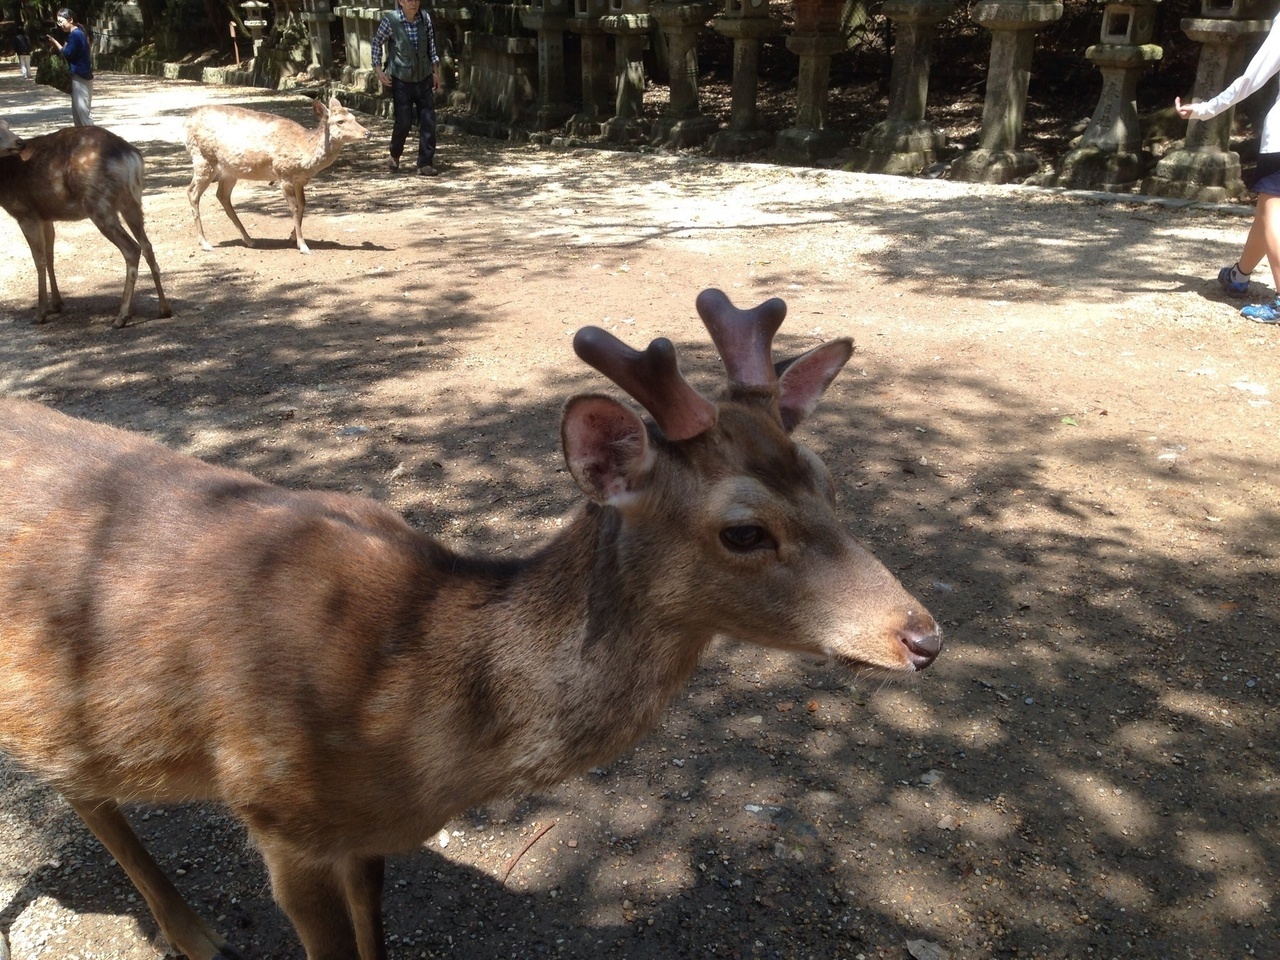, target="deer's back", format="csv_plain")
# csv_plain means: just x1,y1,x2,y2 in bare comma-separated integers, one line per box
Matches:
184,105,316,182
0,126,143,224
0,398,464,823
